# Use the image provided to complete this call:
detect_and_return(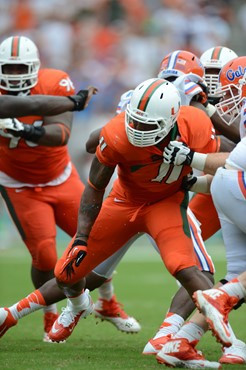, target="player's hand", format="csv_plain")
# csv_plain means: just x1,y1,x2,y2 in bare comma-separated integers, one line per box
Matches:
68,86,98,111
181,172,198,191
61,239,88,278
0,118,25,137
163,140,195,166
